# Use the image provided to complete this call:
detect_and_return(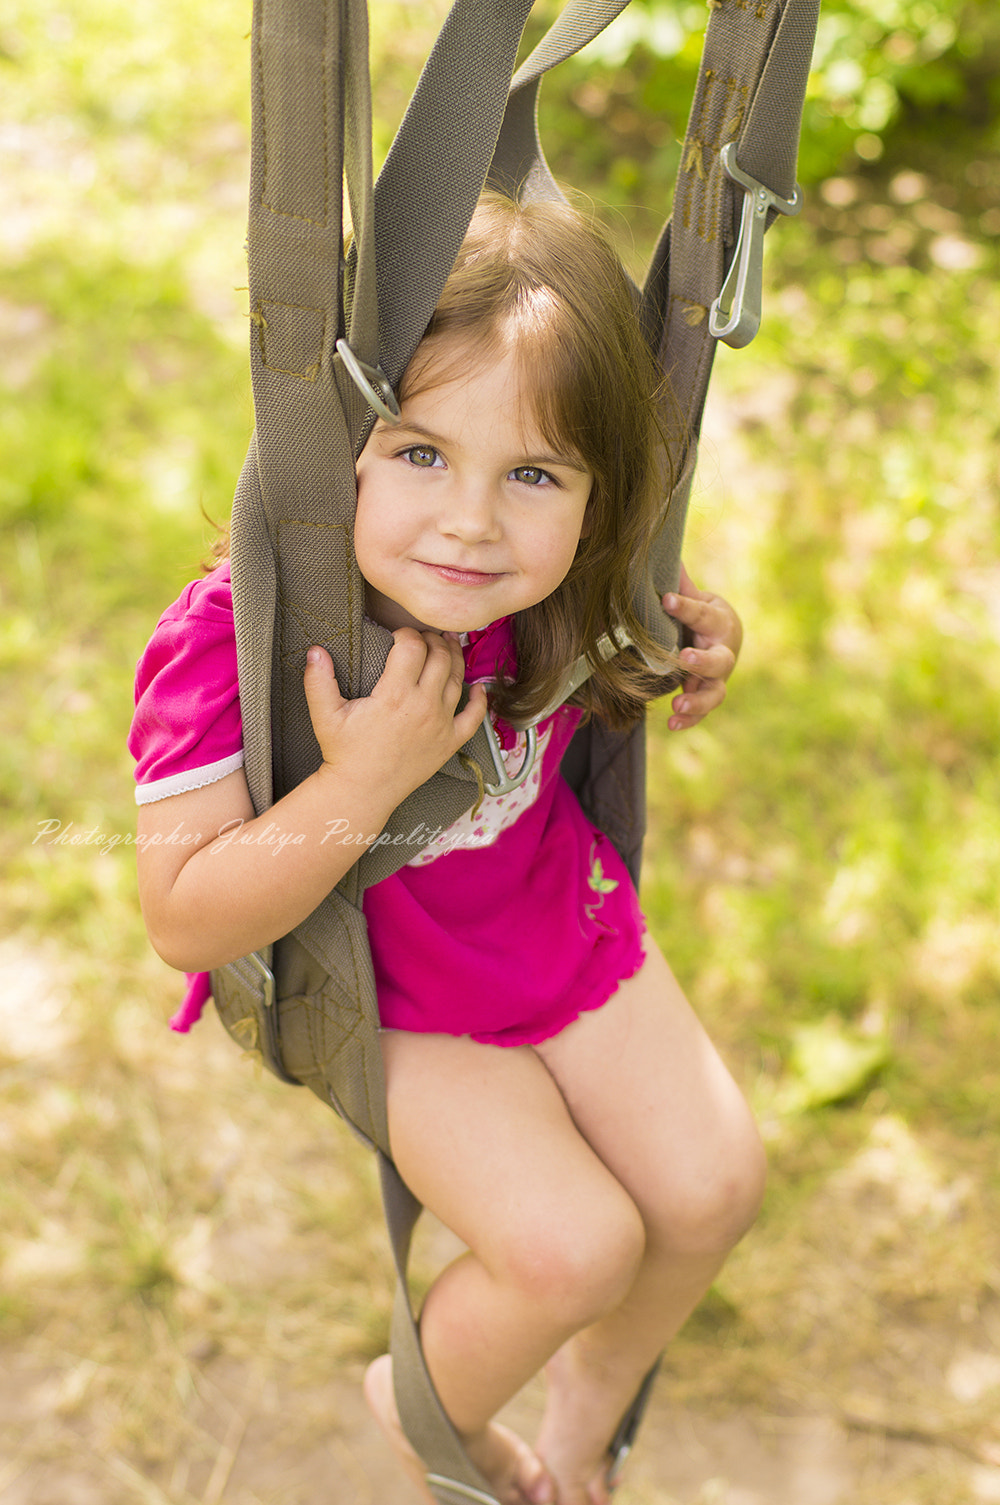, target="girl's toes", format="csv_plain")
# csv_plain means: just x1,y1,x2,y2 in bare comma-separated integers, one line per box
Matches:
506,1431,555,1505
587,1467,615,1505
479,1423,555,1505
